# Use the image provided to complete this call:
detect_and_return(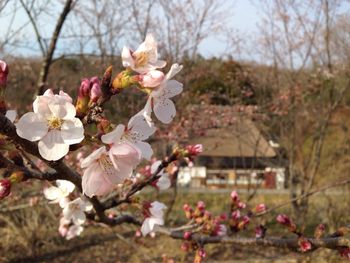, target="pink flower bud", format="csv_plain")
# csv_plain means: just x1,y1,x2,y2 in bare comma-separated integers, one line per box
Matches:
0,178,11,199
231,191,239,202
298,237,312,252
219,213,228,221
212,224,227,236
135,230,142,237
181,242,190,251
276,214,292,226
238,215,250,229
231,210,241,220
78,78,91,98
197,201,205,211
183,231,192,240
198,248,206,258
183,203,191,211
185,144,203,157
90,81,102,102
138,70,164,88
0,60,9,87
339,247,350,259
255,225,266,238
255,203,267,214
237,201,246,209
